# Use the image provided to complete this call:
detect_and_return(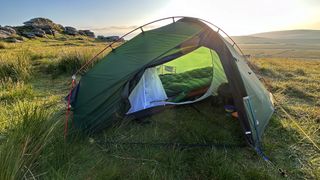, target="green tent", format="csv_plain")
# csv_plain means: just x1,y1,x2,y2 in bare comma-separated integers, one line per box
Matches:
69,17,274,148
